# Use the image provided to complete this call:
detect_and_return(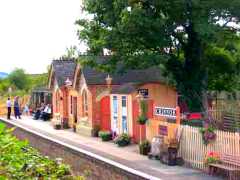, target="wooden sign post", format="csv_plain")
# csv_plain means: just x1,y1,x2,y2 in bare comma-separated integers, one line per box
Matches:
155,106,181,140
